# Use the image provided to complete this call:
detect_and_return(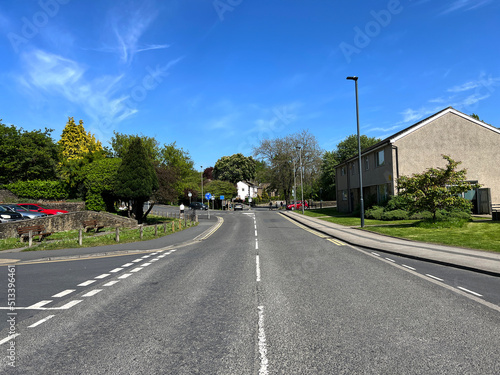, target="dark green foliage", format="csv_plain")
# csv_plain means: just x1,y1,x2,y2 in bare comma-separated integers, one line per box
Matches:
5,180,69,200
204,180,237,200
365,206,384,220
213,153,256,184
333,134,381,163
381,209,409,221
0,121,59,184
114,138,158,223
384,195,413,211
82,158,121,211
